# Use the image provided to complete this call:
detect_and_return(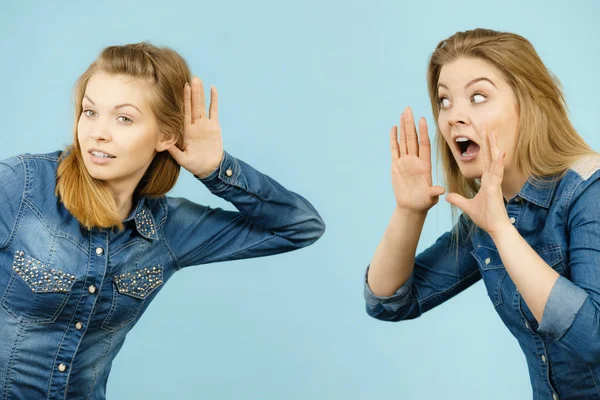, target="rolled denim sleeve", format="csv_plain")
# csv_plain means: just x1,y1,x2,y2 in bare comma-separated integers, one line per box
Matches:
364,214,481,322
537,277,588,340
164,151,325,268
0,156,25,249
537,175,600,364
